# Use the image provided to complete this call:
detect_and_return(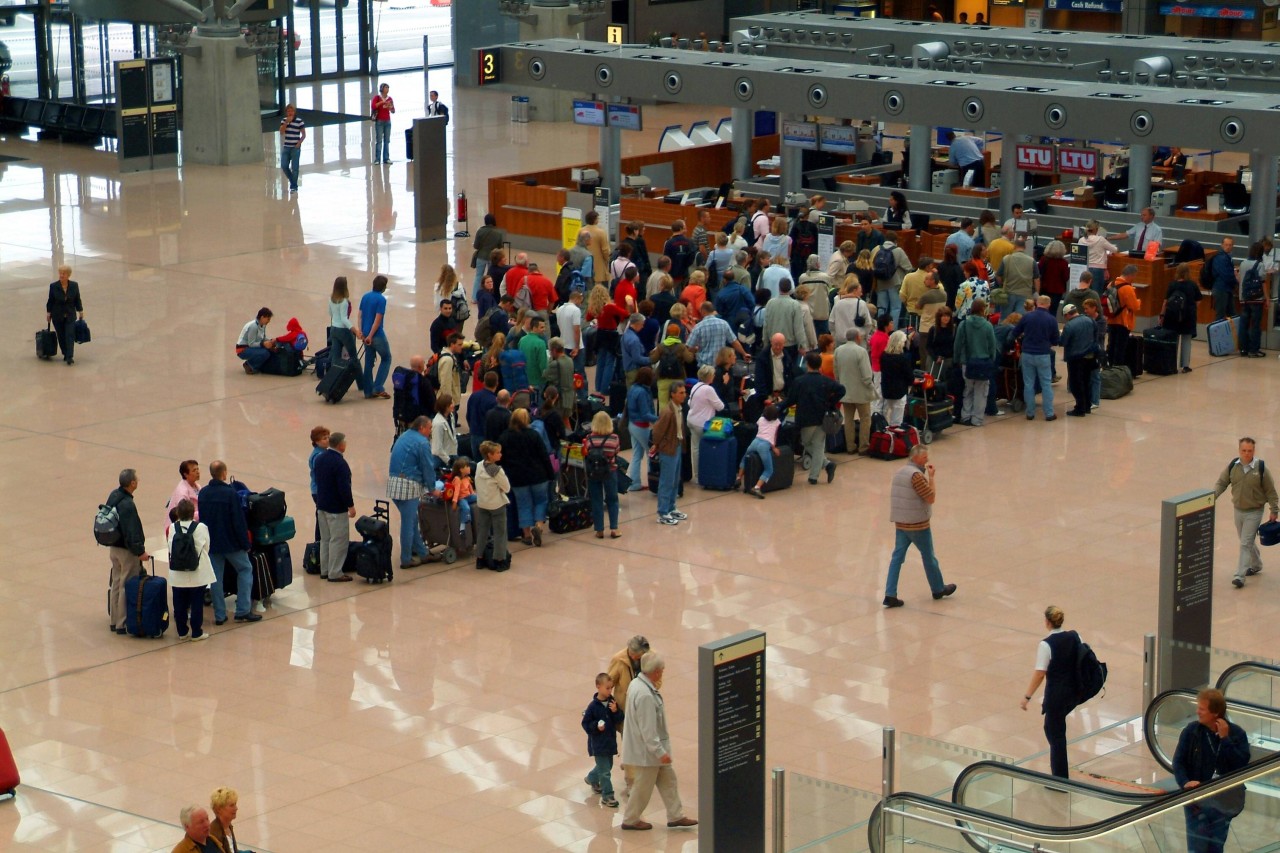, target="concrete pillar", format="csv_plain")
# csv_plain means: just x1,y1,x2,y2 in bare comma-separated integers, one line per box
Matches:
600,124,622,203
732,107,753,182
1128,144,1153,215
908,124,931,193
181,35,261,165
779,114,803,200
1000,134,1026,220
1248,150,1276,247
